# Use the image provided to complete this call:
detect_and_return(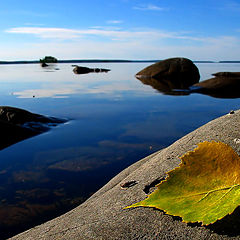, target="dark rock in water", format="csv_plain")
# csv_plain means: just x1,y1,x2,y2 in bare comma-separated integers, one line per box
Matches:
191,73,240,98
135,57,200,89
0,106,65,125
73,66,110,74
41,62,49,67
212,72,240,77
73,66,93,74
139,69,240,99
0,106,66,150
